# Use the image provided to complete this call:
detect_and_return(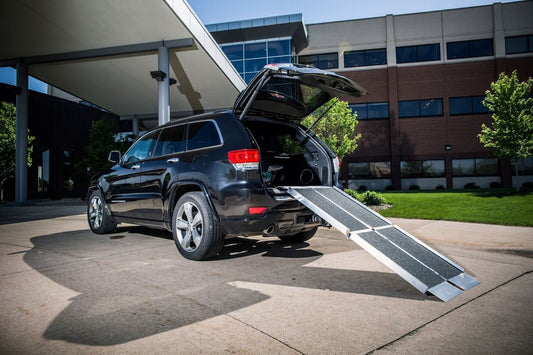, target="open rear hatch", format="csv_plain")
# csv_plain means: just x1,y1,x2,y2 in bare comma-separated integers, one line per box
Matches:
233,63,366,123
